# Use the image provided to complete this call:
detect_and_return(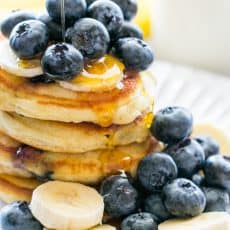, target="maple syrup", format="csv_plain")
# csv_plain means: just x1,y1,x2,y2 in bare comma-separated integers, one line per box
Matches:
17,58,41,69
